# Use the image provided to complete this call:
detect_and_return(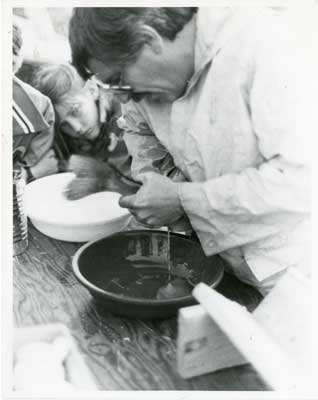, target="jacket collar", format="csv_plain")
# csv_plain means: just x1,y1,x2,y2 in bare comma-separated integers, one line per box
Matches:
13,76,49,135
186,8,266,93
182,8,237,96
194,8,235,73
